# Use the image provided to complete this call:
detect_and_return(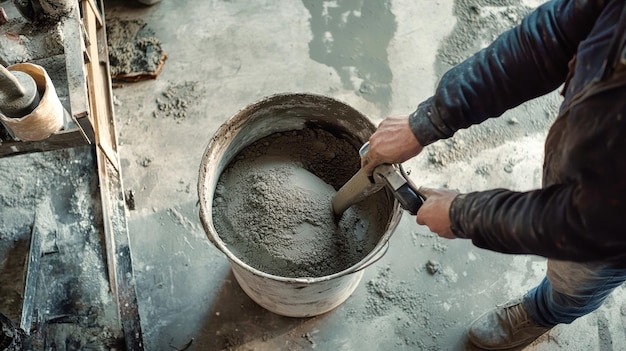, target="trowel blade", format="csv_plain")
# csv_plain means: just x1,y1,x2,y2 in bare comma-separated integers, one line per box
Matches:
332,168,384,216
